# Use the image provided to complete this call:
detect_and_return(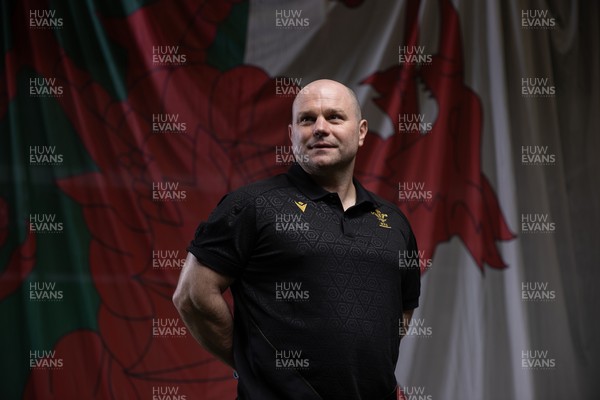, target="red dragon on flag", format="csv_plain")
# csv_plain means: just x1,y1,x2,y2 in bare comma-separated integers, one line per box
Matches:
357,0,514,270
